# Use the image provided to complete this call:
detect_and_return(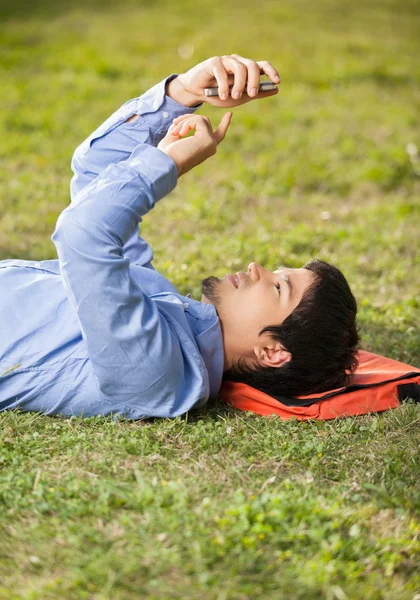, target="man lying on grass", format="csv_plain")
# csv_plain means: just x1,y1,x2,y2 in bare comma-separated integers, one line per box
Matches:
0,54,359,419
